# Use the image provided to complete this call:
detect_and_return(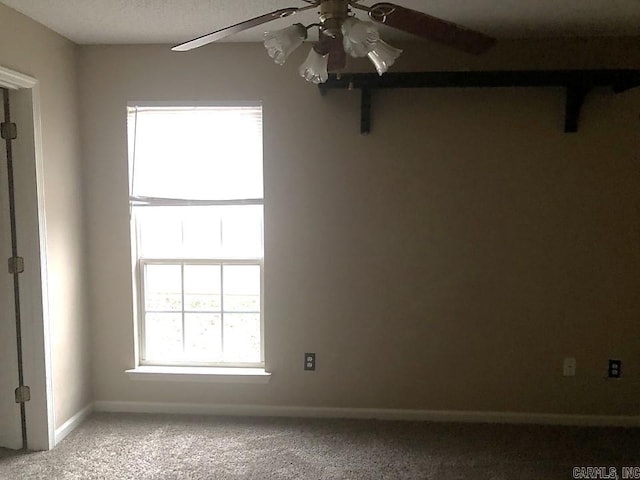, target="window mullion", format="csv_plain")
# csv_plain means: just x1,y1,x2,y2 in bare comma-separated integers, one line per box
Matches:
219,216,223,251
181,263,186,355
139,258,147,363
220,264,225,362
